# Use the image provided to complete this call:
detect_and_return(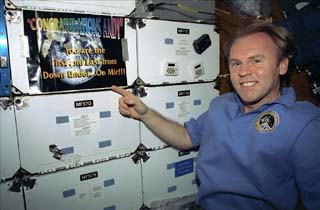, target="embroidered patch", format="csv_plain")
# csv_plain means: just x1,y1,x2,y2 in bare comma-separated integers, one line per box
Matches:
255,111,279,132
